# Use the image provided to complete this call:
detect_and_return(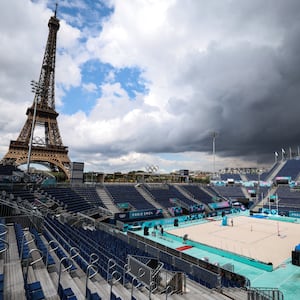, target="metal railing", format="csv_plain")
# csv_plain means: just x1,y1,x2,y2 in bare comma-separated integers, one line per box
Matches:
247,287,284,300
